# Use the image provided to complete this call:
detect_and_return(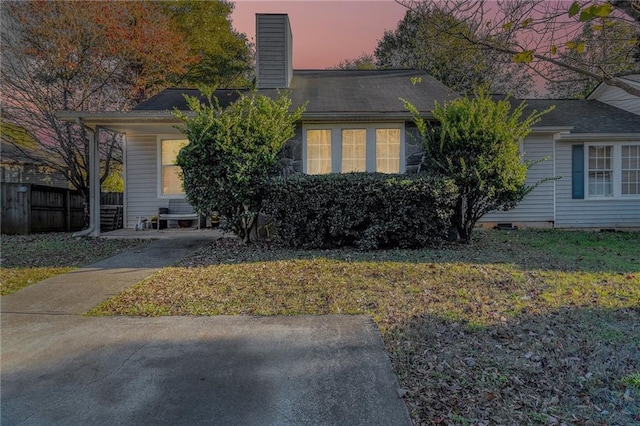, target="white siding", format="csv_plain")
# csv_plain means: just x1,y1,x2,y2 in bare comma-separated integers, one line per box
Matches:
480,134,555,224
555,142,640,228
125,135,169,228
589,77,640,115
